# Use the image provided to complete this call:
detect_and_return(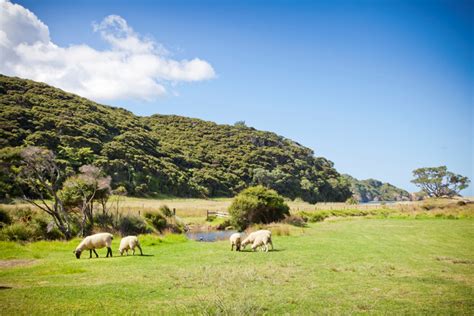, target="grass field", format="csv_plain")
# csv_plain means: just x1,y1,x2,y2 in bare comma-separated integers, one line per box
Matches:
1,218,473,315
